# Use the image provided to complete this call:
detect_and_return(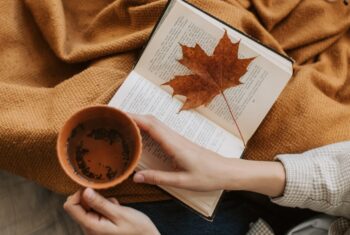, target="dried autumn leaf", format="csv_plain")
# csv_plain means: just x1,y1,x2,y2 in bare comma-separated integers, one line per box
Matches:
164,31,255,110
163,31,255,145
